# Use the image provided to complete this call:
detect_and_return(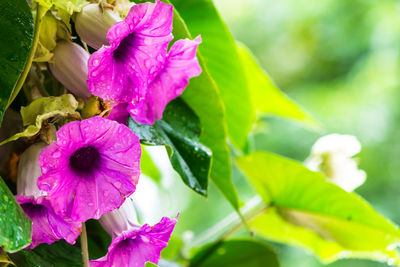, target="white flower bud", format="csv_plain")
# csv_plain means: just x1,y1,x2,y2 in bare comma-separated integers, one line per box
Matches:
305,134,366,192
49,41,91,100
17,142,47,198
75,4,122,50
99,195,139,237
